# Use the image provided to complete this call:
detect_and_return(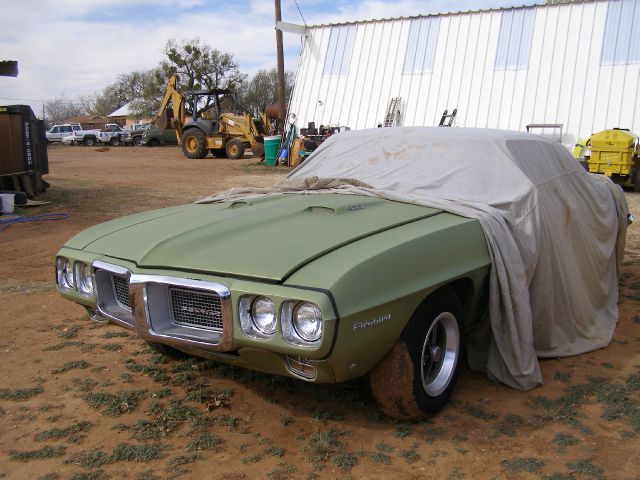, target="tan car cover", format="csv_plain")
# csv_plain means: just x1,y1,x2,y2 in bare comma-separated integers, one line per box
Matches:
199,127,629,390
